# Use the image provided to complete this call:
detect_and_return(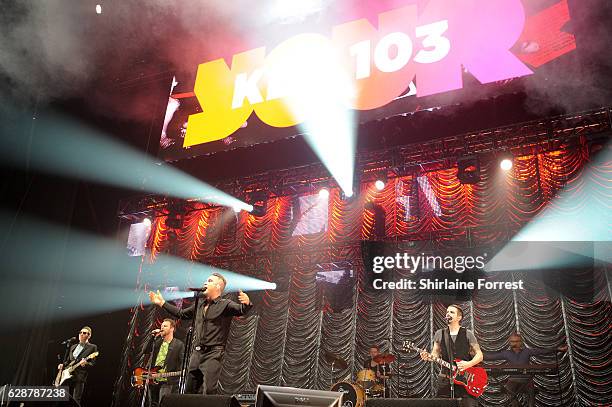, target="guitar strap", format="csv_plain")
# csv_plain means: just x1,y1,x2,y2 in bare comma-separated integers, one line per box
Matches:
442,327,455,376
